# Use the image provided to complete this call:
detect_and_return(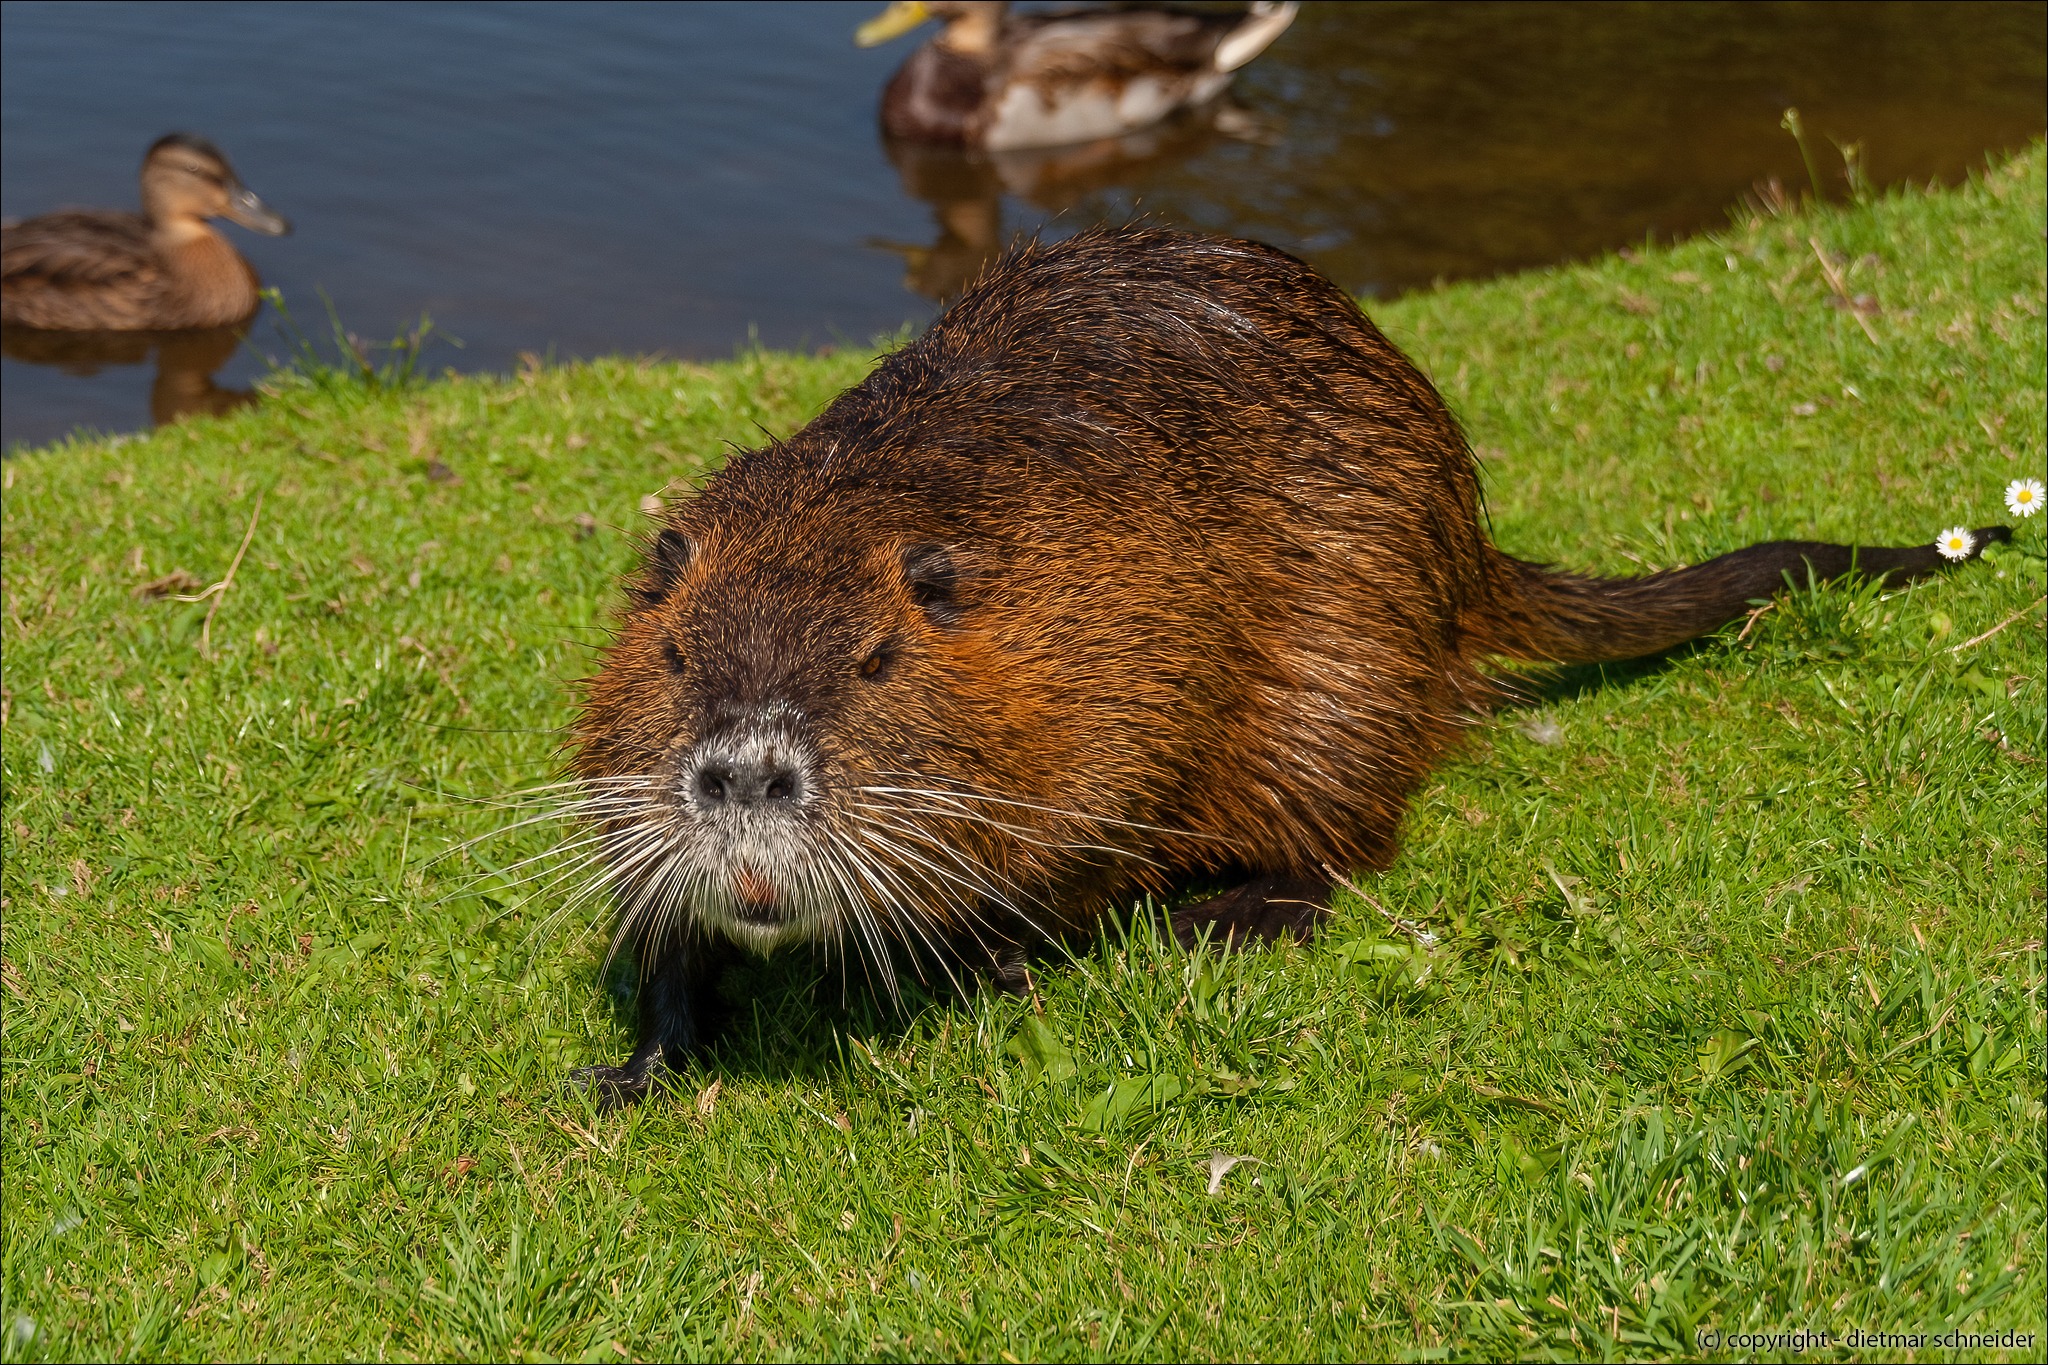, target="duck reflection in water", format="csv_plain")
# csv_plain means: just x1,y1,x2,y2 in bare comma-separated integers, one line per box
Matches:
1,324,257,428
874,101,1271,301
